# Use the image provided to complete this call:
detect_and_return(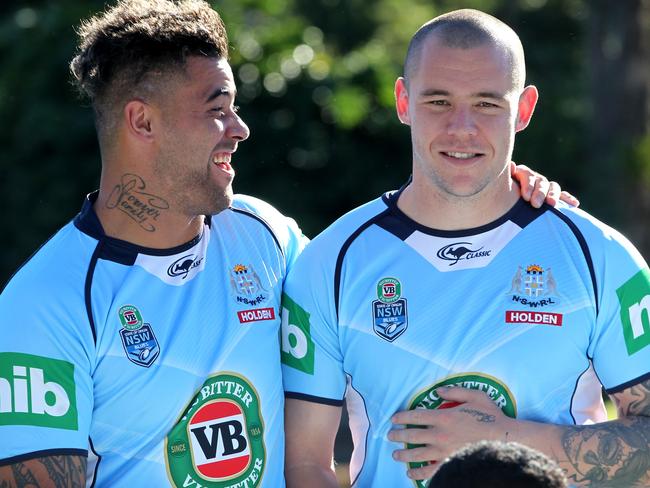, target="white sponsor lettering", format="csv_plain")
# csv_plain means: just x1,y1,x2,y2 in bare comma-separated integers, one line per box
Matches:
281,307,308,359
0,367,70,416
506,311,563,326
629,295,650,339
199,381,253,407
